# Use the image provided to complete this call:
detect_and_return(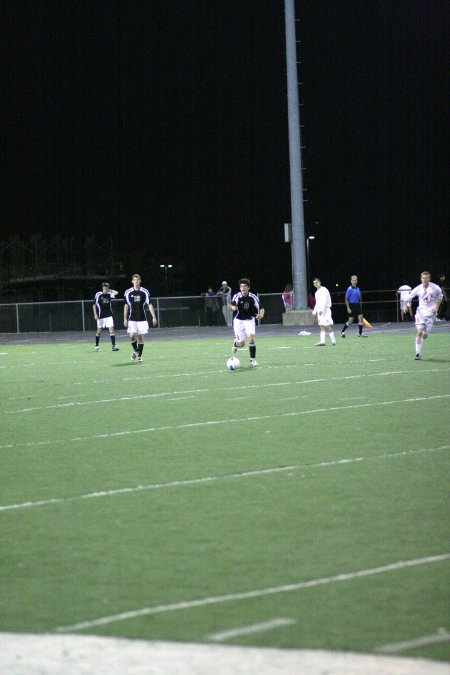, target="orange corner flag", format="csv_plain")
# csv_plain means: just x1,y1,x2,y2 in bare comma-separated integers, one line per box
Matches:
362,317,372,328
